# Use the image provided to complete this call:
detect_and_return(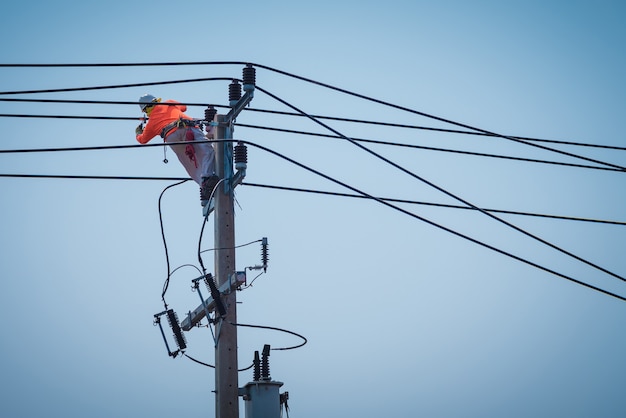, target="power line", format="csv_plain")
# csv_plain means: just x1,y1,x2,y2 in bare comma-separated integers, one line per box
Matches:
256,84,626,284
2,62,623,297
1,172,621,226
0,77,234,95
0,172,621,226
0,115,621,173
243,108,626,151
0,97,228,108
242,140,626,302
237,123,624,173
1,140,624,301
3,60,623,165
241,182,626,226
246,63,626,170
1,96,623,151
